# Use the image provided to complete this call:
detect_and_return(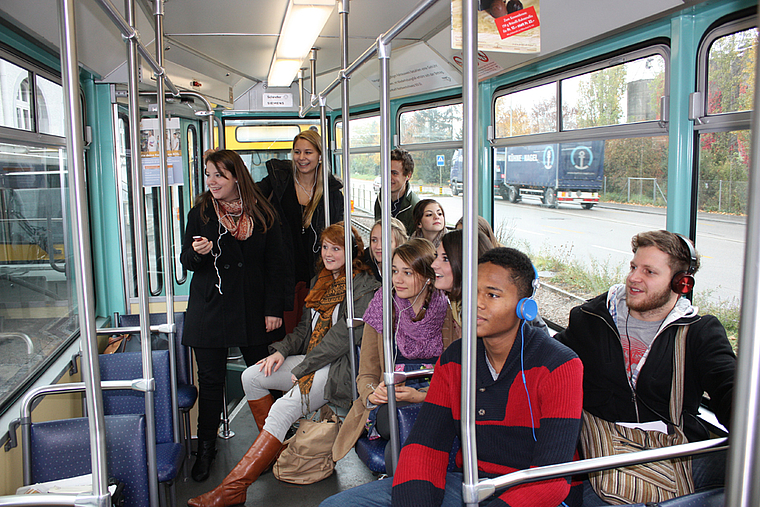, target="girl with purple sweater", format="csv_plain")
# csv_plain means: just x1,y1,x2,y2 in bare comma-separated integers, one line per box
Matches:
332,238,458,462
